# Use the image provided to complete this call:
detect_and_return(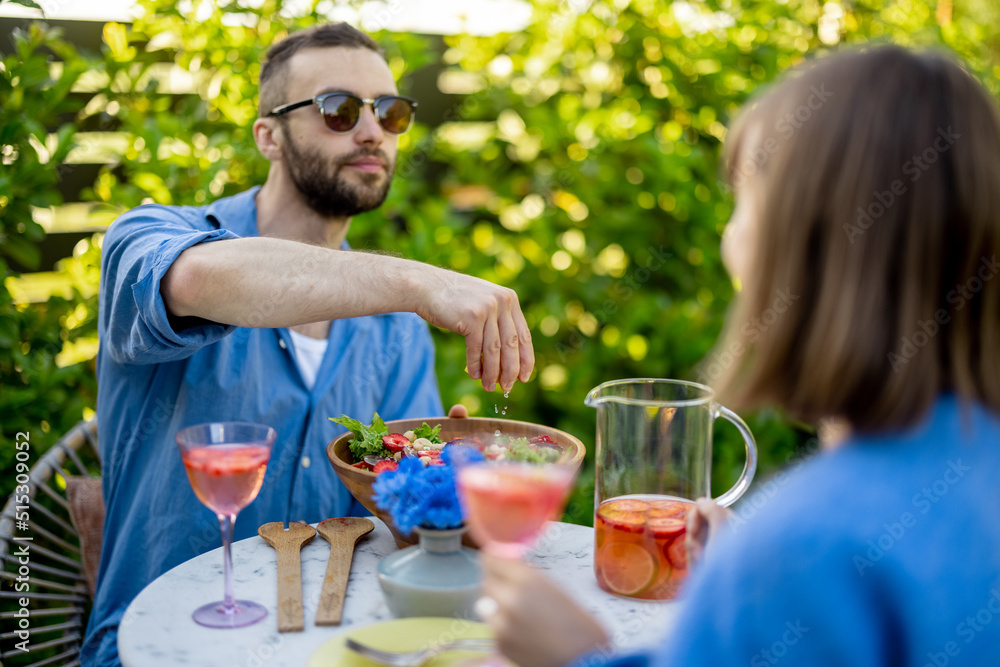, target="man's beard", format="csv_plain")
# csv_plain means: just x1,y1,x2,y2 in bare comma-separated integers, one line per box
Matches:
283,135,394,218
